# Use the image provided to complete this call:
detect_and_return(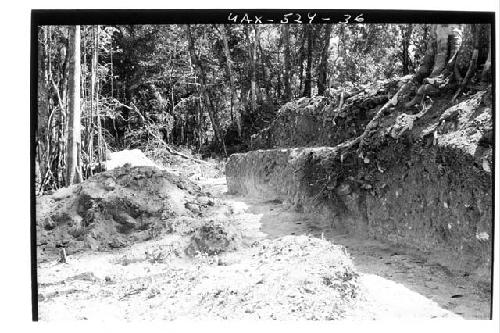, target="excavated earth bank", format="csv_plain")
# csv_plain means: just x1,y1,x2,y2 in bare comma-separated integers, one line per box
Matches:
227,87,493,286
36,163,217,257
